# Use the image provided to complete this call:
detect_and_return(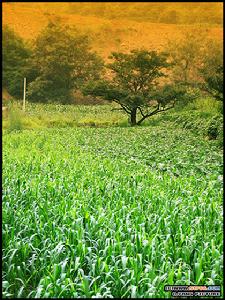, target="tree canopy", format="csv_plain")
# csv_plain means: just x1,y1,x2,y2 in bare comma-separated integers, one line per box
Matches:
27,21,104,103
2,25,31,98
